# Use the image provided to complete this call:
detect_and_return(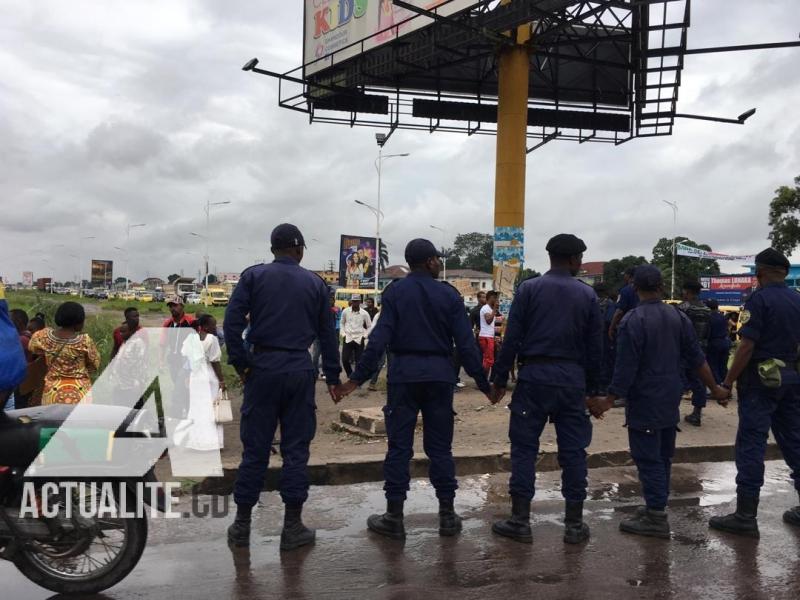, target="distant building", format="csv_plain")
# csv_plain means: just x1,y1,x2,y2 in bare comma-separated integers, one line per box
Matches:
142,277,165,290
377,265,411,290
577,261,605,286
443,269,494,292
313,270,339,285
217,272,241,284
